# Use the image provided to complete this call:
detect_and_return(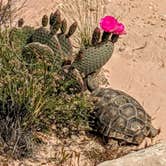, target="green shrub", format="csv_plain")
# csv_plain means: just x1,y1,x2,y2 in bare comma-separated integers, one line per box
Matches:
0,28,93,159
